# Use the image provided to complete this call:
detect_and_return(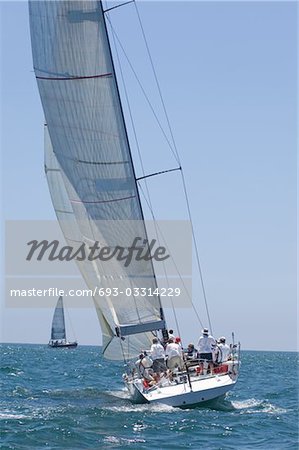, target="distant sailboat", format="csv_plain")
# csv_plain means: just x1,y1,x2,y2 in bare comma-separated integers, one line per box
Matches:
48,297,77,348
30,0,240,406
